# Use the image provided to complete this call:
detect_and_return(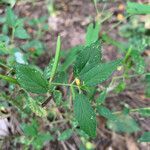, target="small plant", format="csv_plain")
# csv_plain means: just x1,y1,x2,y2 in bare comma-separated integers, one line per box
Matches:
0,1,150,149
